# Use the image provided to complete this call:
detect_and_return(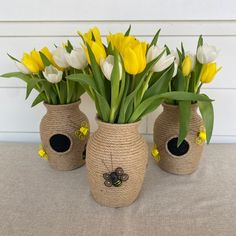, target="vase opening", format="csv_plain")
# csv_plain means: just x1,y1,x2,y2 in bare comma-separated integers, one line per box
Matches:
49,133,72,153
167,137,190,157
